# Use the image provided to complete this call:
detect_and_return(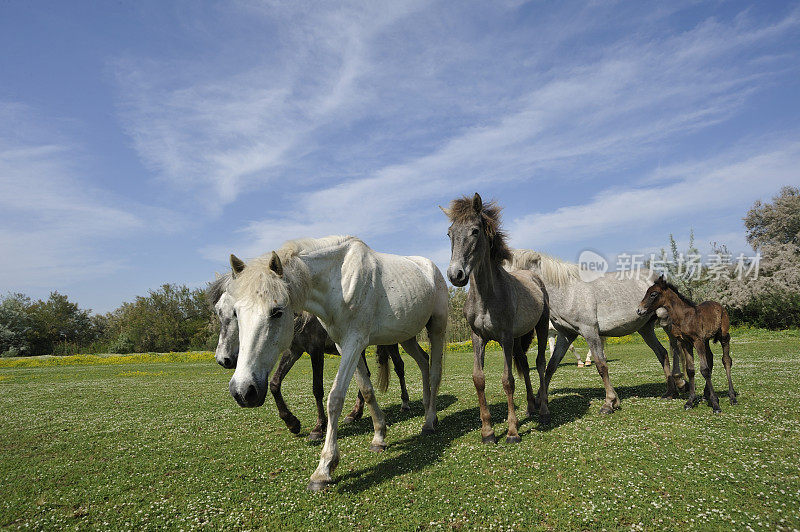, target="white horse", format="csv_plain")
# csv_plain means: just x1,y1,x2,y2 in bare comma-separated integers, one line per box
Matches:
508,250,686,414
227,236,448,491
